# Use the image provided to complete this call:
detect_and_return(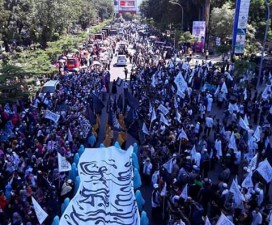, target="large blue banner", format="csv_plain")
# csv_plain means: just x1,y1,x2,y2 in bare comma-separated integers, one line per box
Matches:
232,0,251,54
